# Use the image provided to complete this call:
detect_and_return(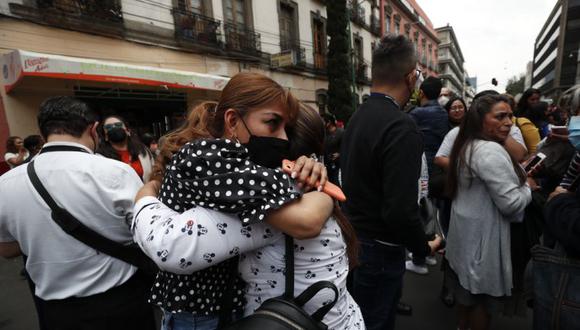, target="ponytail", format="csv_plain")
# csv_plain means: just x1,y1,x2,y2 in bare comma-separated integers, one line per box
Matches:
151,101,217,181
